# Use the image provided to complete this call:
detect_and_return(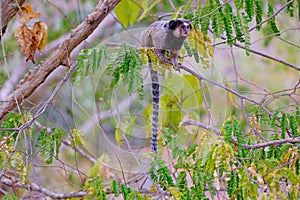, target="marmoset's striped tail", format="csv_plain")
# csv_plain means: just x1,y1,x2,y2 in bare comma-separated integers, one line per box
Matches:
149,59,159,154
